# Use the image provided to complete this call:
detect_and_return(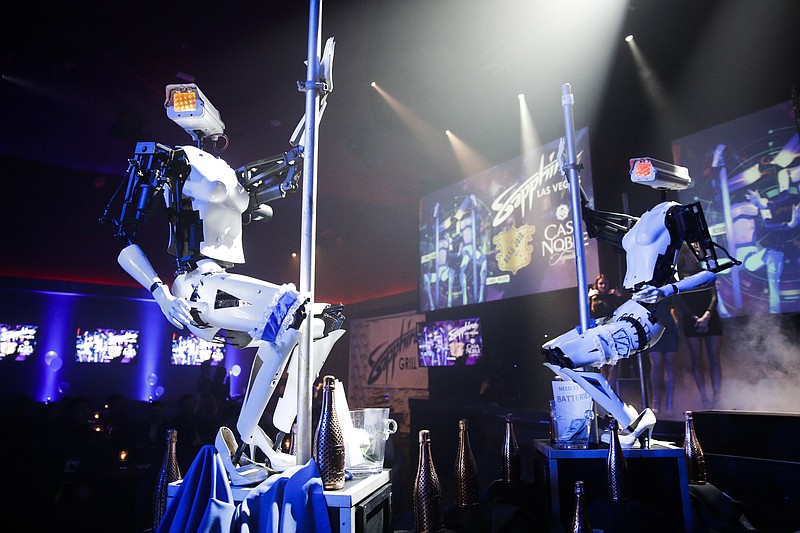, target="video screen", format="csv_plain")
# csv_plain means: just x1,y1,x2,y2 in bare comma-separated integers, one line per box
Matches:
673,100,800,316
171,333,225,366
416,317,483,367
75,328,139,363
419,128,598,311
0,323,38,361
